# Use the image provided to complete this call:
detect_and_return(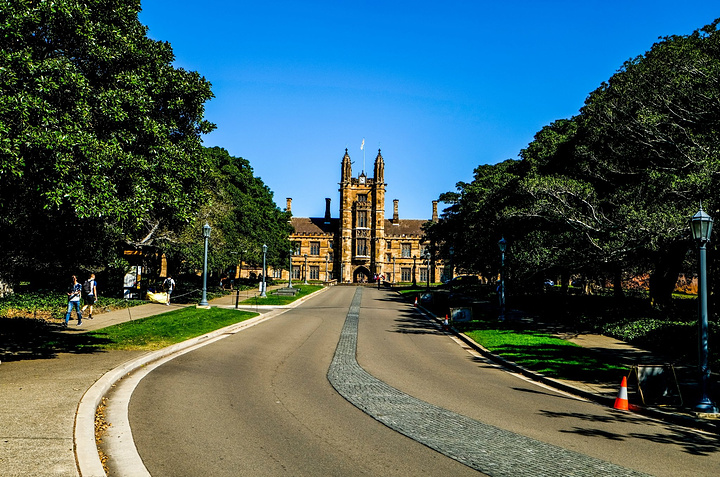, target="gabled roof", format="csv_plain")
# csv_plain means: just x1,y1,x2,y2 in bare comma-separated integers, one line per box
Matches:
290,217,428,238
291,217,338,235
384,219,428,237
